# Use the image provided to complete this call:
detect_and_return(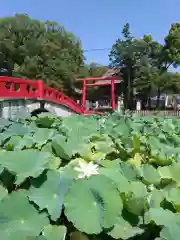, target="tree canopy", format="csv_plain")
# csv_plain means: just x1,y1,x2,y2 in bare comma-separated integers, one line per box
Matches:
109,23,180,109
0,14,106,96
